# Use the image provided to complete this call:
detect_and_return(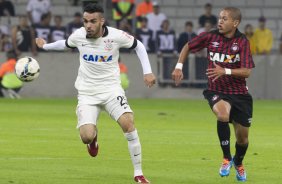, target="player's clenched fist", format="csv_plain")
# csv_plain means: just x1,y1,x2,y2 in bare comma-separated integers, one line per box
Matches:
172,69,183,86
144,73,156,88
35,38,46,48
